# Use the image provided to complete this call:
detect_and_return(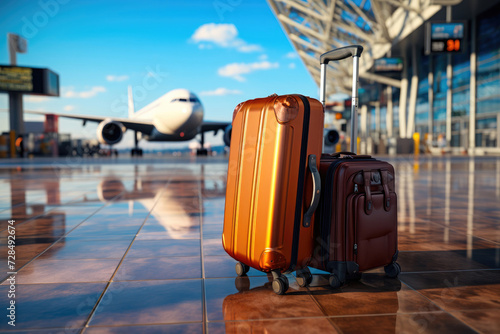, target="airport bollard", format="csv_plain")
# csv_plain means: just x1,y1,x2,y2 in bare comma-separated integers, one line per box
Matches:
413,132,420,156
9,131,16,158
0,134,7,158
